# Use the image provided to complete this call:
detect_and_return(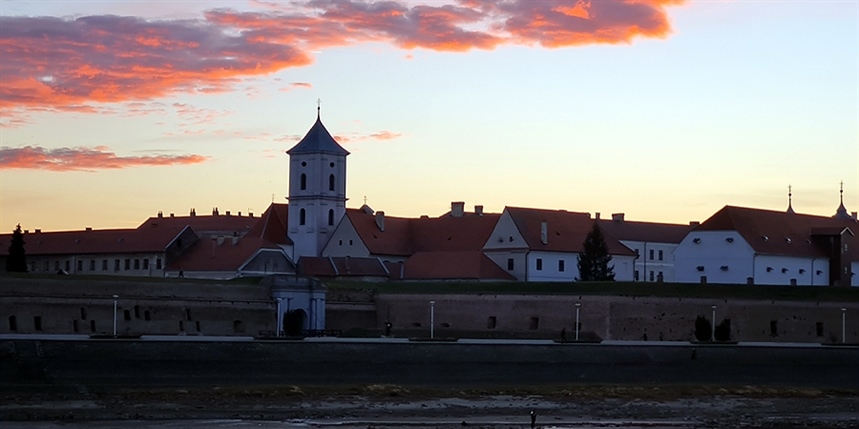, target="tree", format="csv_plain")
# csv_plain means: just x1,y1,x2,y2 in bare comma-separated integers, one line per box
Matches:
714,319,732,342
6,224,27,272
576,223,615,281
694,315,711,342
